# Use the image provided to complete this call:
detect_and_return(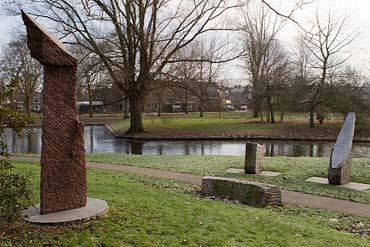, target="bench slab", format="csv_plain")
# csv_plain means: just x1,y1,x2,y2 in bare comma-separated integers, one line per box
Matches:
201,176,281,207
